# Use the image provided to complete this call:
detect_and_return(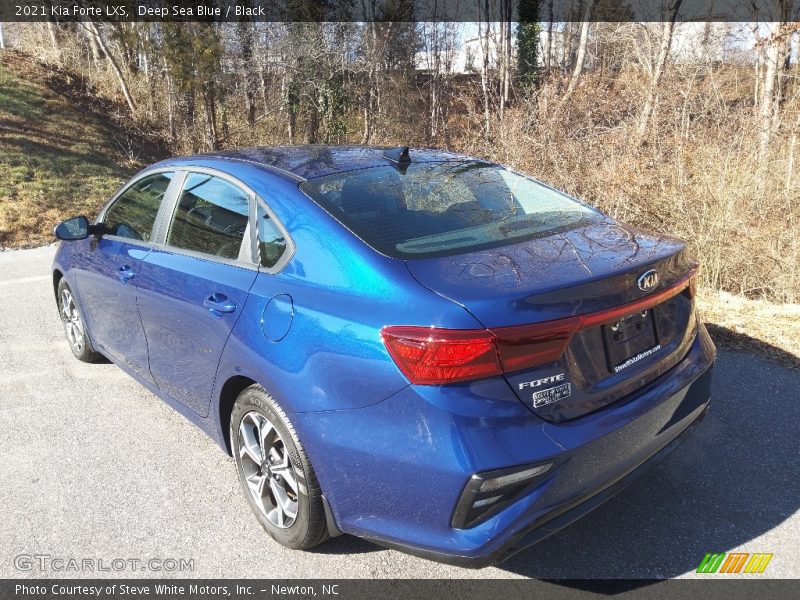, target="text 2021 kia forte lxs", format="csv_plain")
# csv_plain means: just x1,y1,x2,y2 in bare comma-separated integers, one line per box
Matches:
52,145,714,566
